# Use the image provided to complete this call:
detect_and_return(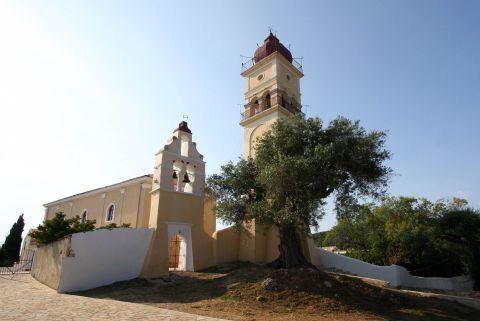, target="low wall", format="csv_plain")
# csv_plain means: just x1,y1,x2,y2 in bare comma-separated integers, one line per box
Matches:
312,247,472,291
31,237,71,289
32,228,154,293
